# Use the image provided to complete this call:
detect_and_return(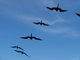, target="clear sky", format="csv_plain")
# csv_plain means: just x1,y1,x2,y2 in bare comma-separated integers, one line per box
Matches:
0,0,80,60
